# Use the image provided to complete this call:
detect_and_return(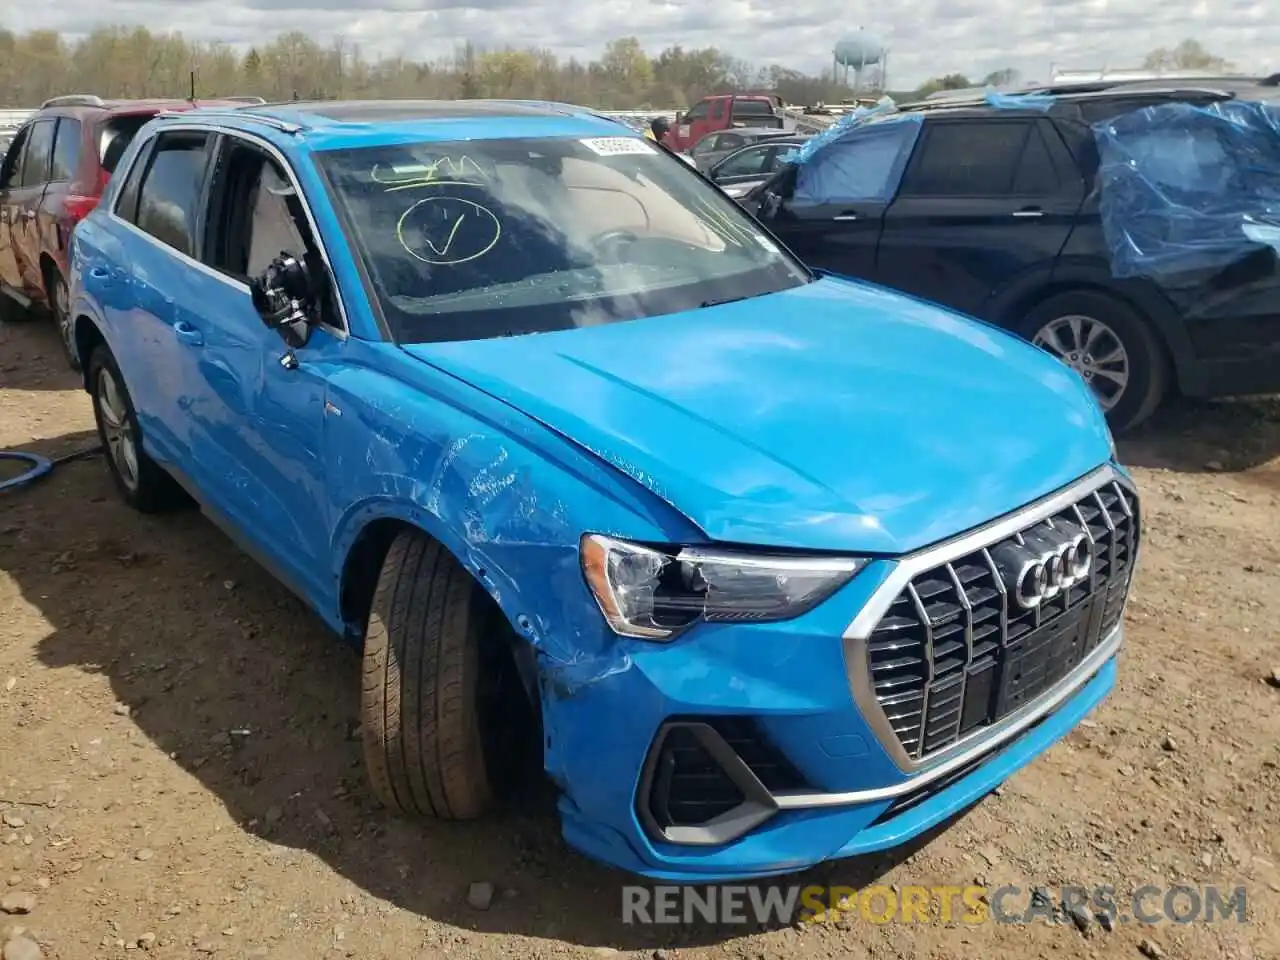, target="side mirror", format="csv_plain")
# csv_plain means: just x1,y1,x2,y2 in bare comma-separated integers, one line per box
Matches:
250,252,315,349
758,191,785,219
